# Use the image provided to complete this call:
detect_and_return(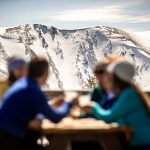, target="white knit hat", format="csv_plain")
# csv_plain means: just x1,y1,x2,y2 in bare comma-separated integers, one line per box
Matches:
107,60,135,83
